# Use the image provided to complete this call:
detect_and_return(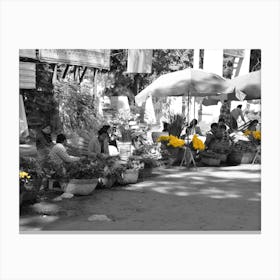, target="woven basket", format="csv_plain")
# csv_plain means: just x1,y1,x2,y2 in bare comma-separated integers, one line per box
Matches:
118,169,139,185
201,157,221,166
227,151,242,165
139,167,153,179
241,152,255,164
